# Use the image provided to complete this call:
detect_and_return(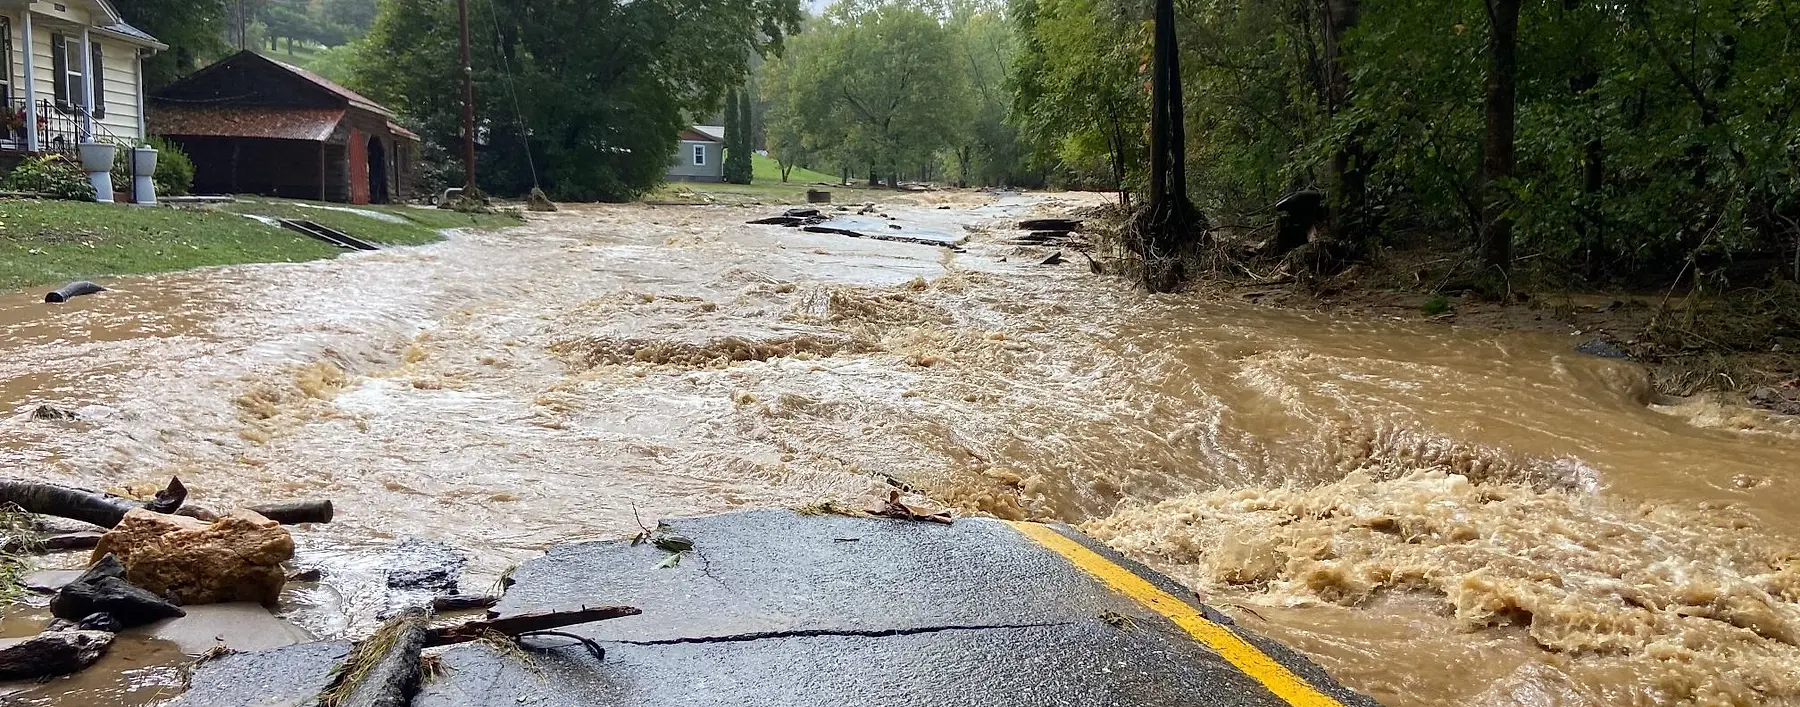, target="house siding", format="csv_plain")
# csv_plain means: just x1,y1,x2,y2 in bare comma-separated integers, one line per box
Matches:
95,37,142,141
8,15,145,144
668,139,724,181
